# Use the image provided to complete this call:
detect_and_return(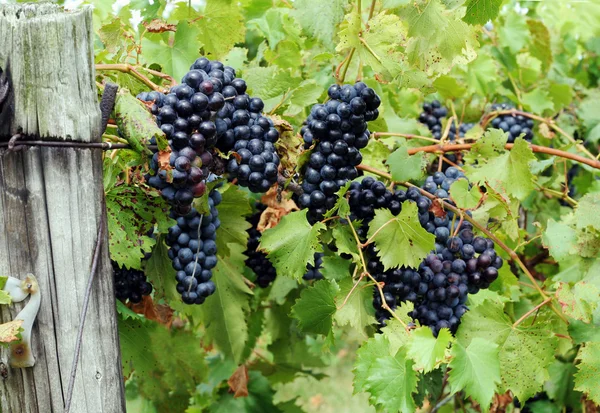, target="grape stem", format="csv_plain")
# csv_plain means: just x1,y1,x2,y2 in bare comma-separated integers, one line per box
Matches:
403,142,600,170
373,132,439,143
512,296,553,328
346,216,410,332
96,64,166,93
356,163,570,325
